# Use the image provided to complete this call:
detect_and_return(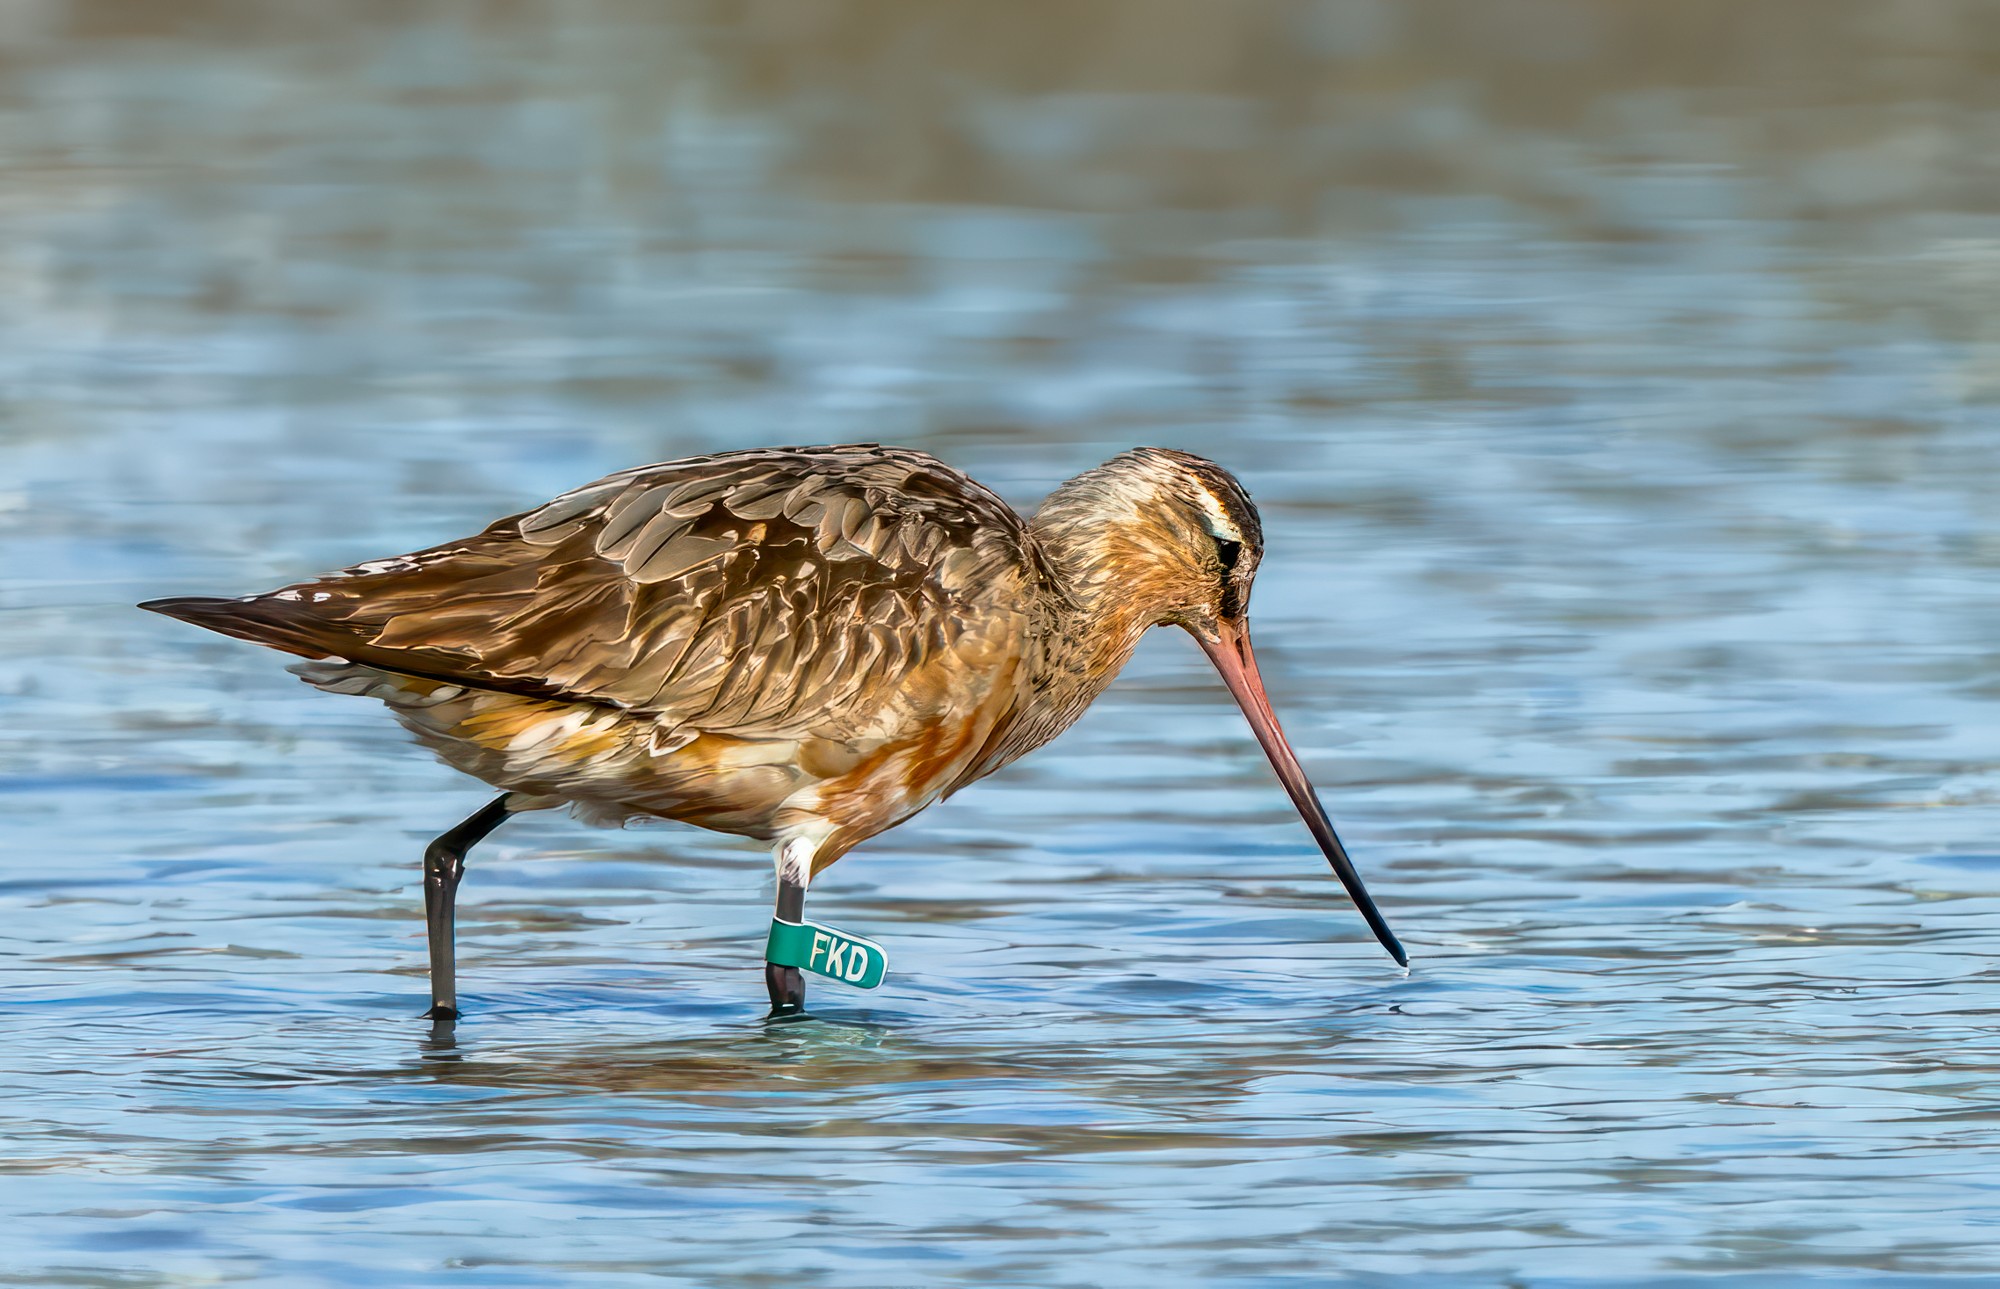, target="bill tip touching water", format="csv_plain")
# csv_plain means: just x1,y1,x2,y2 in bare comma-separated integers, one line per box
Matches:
141,443,1405,1017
